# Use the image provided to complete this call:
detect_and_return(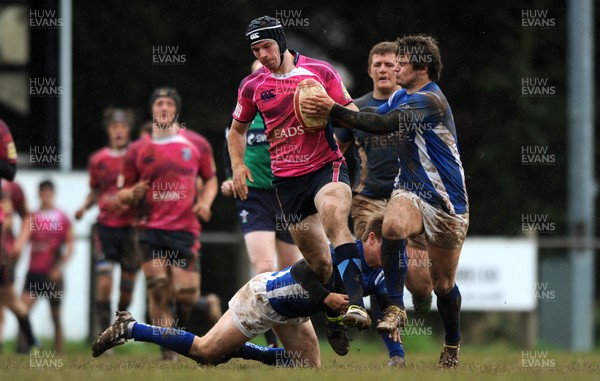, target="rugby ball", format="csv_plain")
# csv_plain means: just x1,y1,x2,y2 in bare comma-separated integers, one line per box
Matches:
293,78,329,131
